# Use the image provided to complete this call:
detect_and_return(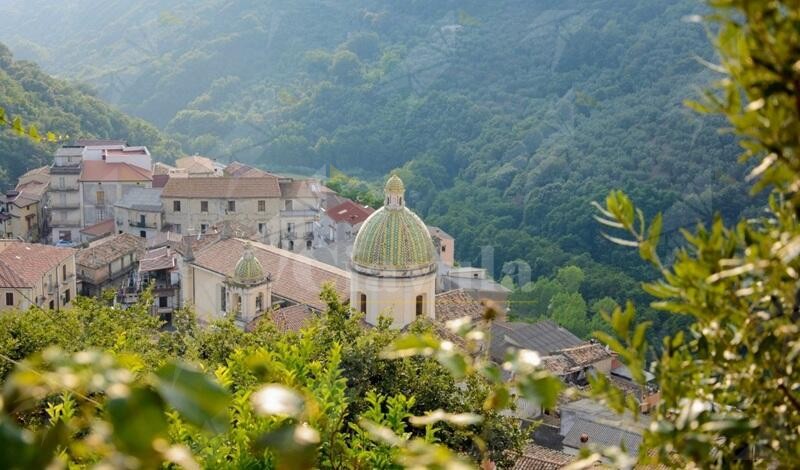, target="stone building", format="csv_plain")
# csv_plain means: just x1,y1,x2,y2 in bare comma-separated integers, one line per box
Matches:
0,240,76,311
350,175,437,328
75,233,144,296
114,187,164,238
0,166,49,242
161,176,282,239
